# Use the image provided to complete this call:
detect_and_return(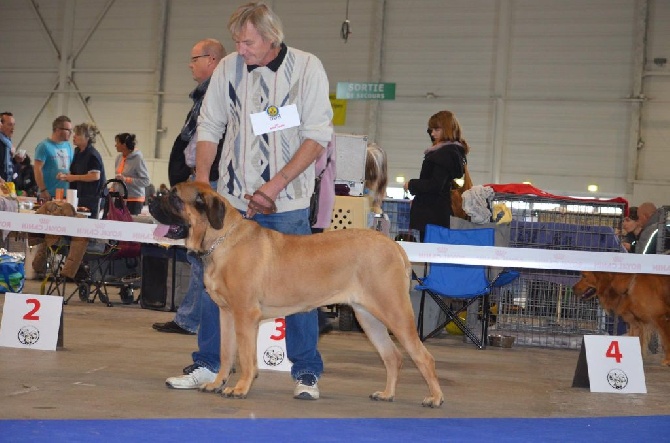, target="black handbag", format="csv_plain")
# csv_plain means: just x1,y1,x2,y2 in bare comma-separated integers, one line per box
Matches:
309,156,331,226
